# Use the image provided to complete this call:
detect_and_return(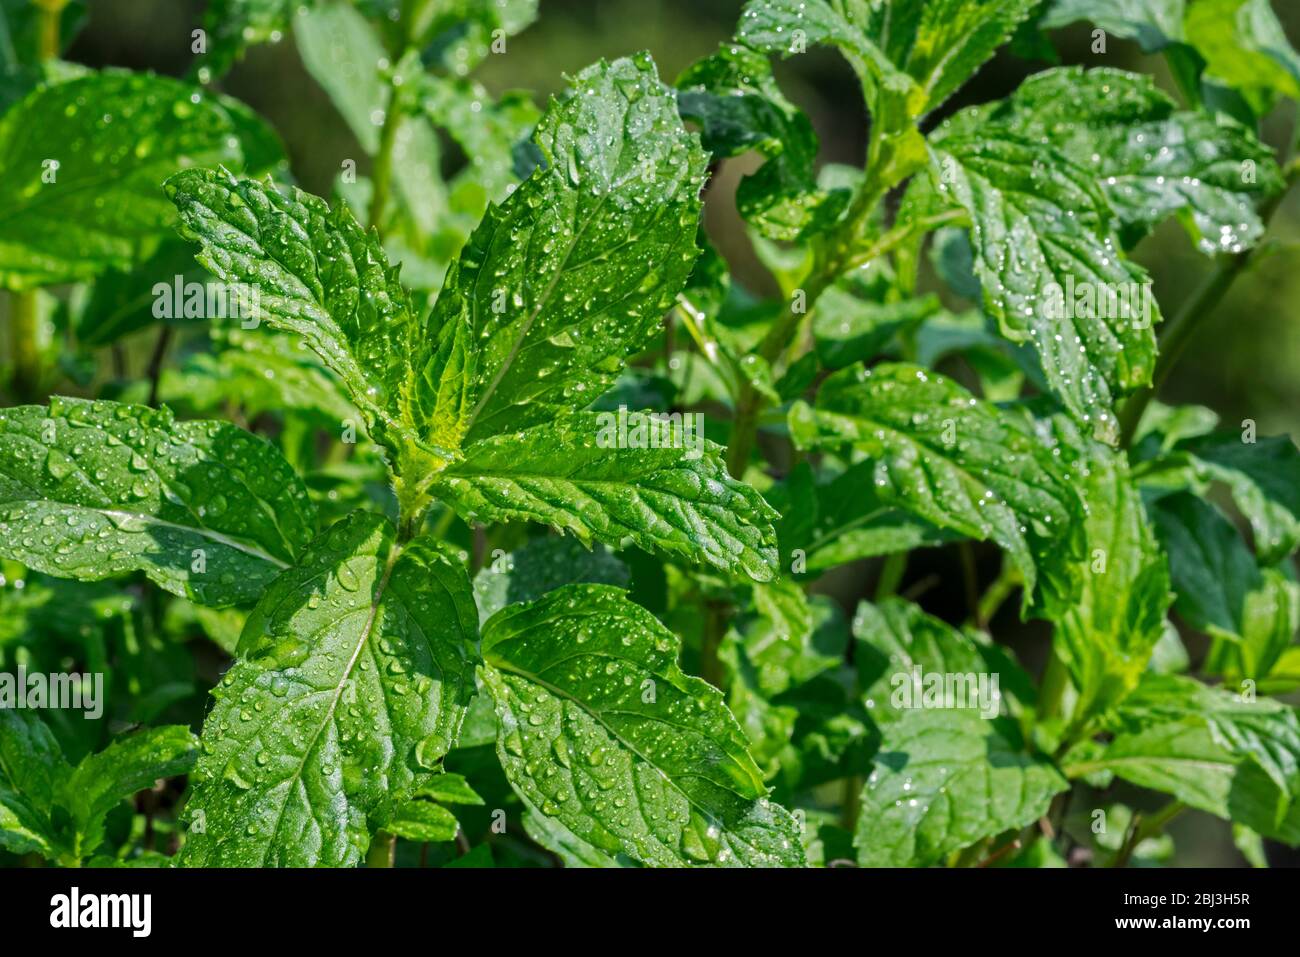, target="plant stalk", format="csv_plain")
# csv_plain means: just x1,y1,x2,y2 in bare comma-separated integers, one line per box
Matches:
8,290,42,401
367,87,404,238
365,831,396,867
